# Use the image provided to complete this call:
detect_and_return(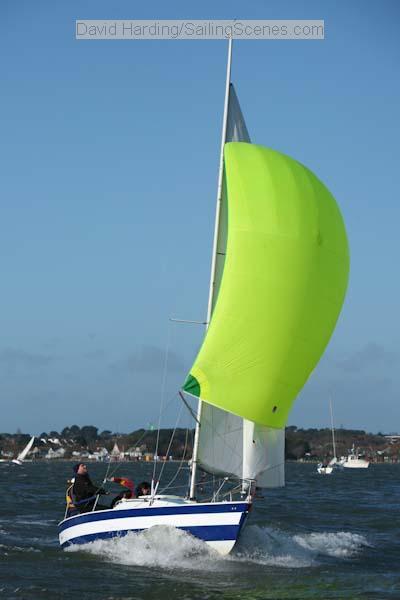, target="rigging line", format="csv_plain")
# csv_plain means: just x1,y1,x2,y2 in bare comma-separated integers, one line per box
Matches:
92,458,113,512
102,393,184,483
159,426,189,494
155,402,184,489
178,391,200,424
96,447,117,489
105,427,154,481
197,405,242,456
157,479,212,492
219,485,242,501
161,474,218,491
170,318,208,325
162,391,184,415
102,457,112,483
182,394,243,465
153,319,172,484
